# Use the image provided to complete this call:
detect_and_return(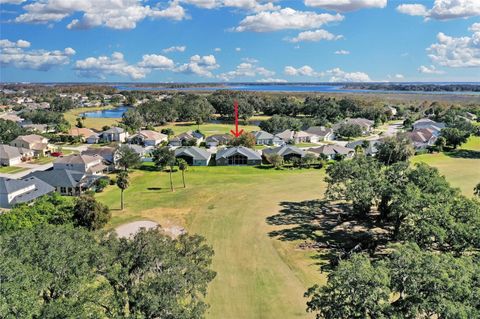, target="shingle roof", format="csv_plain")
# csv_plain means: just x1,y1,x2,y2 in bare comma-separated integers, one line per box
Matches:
305,126,333,137
175,146,211,160
216,146,261,160
26,169,101,188
54,154,101,165
262,145,305,158
103,126,125,134
0,176,54,206
12,134,46,144
205,134,232,143
0,144,23,160
252,130,274,140
309,145,355,156
137,130,167,140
